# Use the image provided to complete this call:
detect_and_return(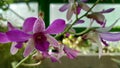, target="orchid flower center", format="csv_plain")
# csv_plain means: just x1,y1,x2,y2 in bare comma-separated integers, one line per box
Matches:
33,32,47,42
